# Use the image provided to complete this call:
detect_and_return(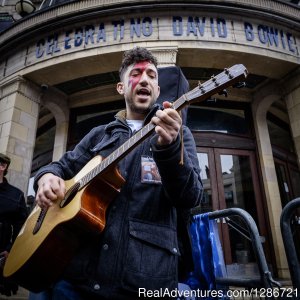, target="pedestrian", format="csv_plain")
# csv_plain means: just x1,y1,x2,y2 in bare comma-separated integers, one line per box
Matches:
0,153,28,297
